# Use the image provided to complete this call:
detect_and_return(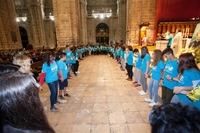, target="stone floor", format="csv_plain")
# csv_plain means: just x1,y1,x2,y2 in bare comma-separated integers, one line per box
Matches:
39,55,154,133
